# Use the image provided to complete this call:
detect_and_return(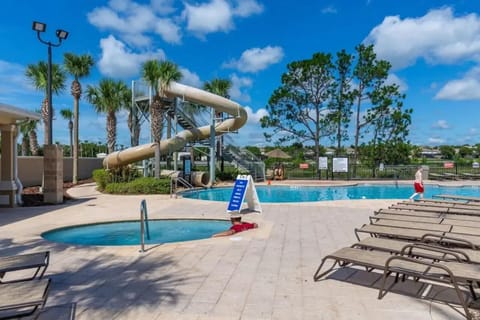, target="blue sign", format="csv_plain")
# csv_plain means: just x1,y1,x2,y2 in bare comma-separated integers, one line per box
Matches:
227,177,248,212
